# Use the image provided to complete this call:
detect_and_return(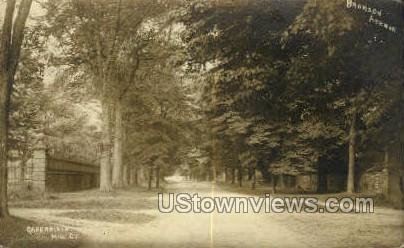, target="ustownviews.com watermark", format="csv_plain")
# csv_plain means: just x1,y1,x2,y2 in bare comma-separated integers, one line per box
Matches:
158,193,374,214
